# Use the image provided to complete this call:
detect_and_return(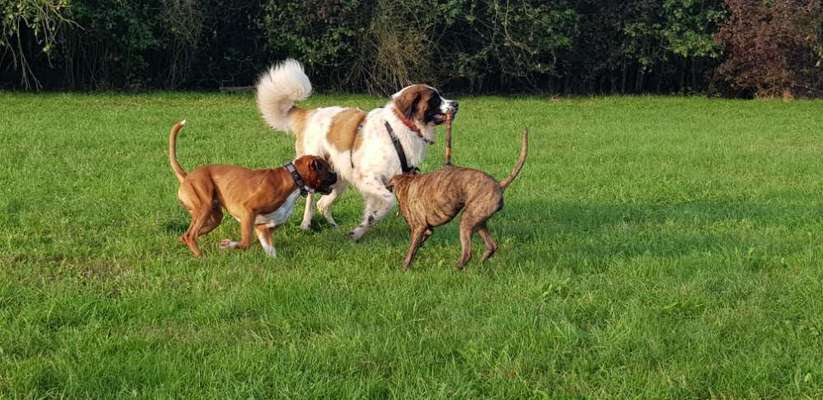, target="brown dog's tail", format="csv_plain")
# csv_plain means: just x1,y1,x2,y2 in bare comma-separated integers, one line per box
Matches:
499,129,528,190
168,120,187,183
